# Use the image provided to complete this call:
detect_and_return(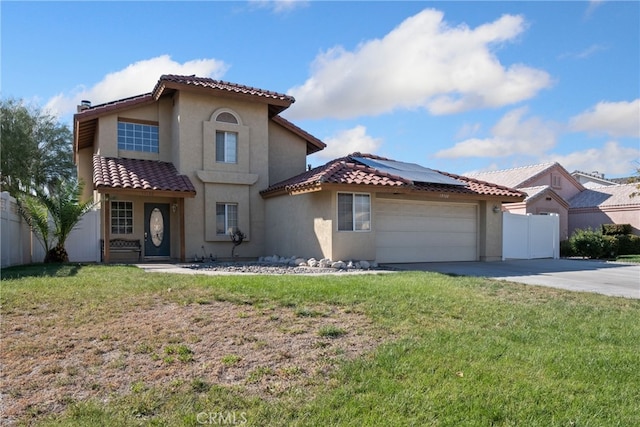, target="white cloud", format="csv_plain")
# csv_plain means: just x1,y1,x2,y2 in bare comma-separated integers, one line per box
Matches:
435,107,557,158
454,122,483,140
544,141,640,176
569,99,640,138
45,55,228,118
585,0,604,18
249,0,308,13
287,9,551,120
310,125,383,161
559,43,607,60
